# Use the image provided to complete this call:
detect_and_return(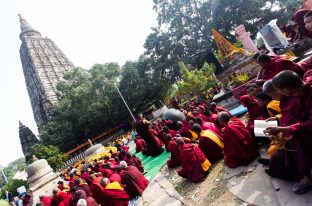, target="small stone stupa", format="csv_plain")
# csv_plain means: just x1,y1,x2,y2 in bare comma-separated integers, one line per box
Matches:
84,139,105,159
26,156,61,204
